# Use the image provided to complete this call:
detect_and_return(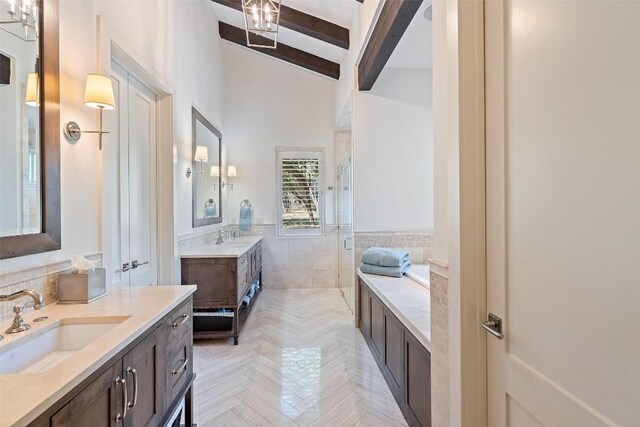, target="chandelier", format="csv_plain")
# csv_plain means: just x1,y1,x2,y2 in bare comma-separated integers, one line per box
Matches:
241,0,281,49
1,0,39,42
